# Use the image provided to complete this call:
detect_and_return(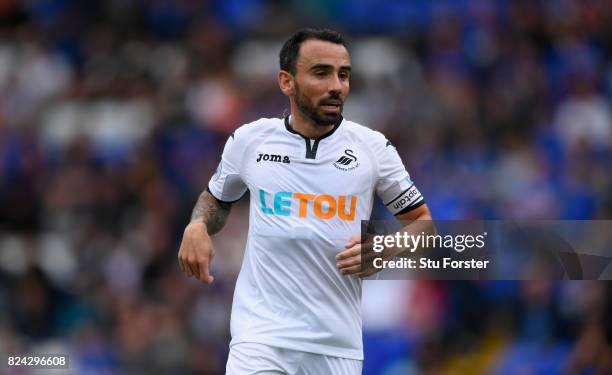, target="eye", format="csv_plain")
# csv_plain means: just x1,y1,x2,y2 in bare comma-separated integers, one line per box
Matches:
339,72,350,80
314,71,327,77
